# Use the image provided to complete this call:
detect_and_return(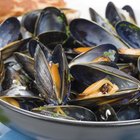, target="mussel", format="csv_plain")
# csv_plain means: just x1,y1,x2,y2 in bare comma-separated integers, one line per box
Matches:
69,44,118,67
33,105,97,121
70,18,129,49
69,64,140,107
